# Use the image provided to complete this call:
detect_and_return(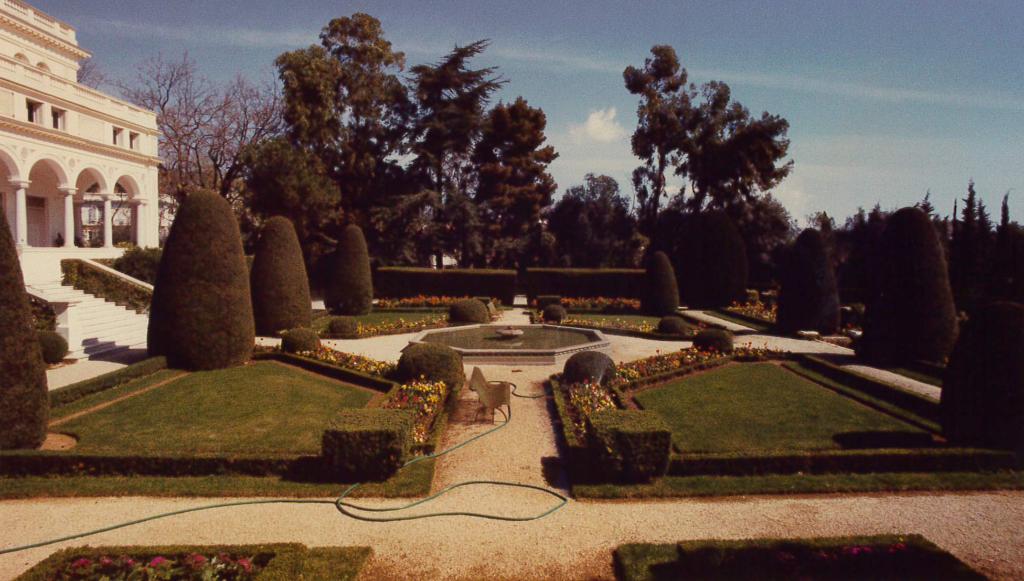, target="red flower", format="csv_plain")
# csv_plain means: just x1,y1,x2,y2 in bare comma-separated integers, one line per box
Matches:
237,557,253,572
148,556,169,567
71,558,92,568
99,556,113,566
